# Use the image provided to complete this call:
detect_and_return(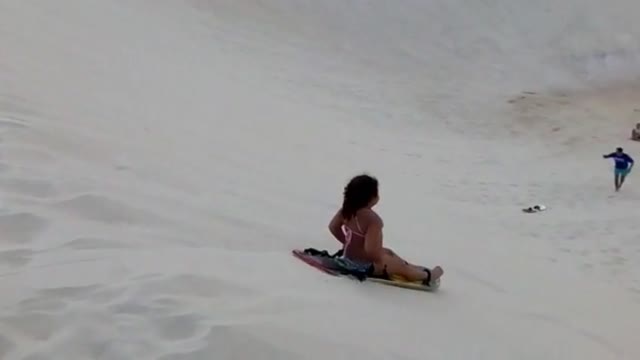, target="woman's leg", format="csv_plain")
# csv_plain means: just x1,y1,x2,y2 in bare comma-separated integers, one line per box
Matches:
374,251,443,284
383,248,437,273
